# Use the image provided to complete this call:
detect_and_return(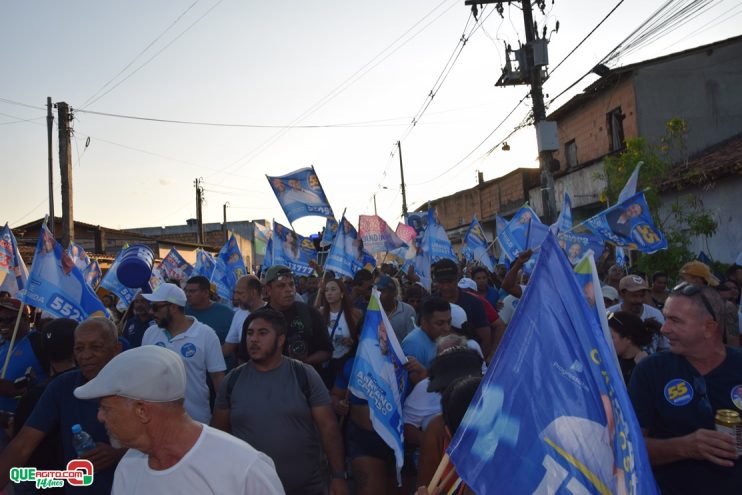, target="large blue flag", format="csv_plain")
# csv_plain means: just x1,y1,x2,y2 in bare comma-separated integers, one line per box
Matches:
424,207,456,263
320,217,338,248
618,162,642,203
212,234,247,302
272,222,318,276
585,192,667,253
22,224,108,321
461,216,494,272
83,259,102,290
0,223,28,297
558,231,605,266
157,247,193,285
192,249,216,279
67,243,91,273
550,191,573,235
497,206,549,262
100,247,141,307
359,215,407,254
266,166,334,223
349,291,408,484
325,216,376,278
448,234,658,494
